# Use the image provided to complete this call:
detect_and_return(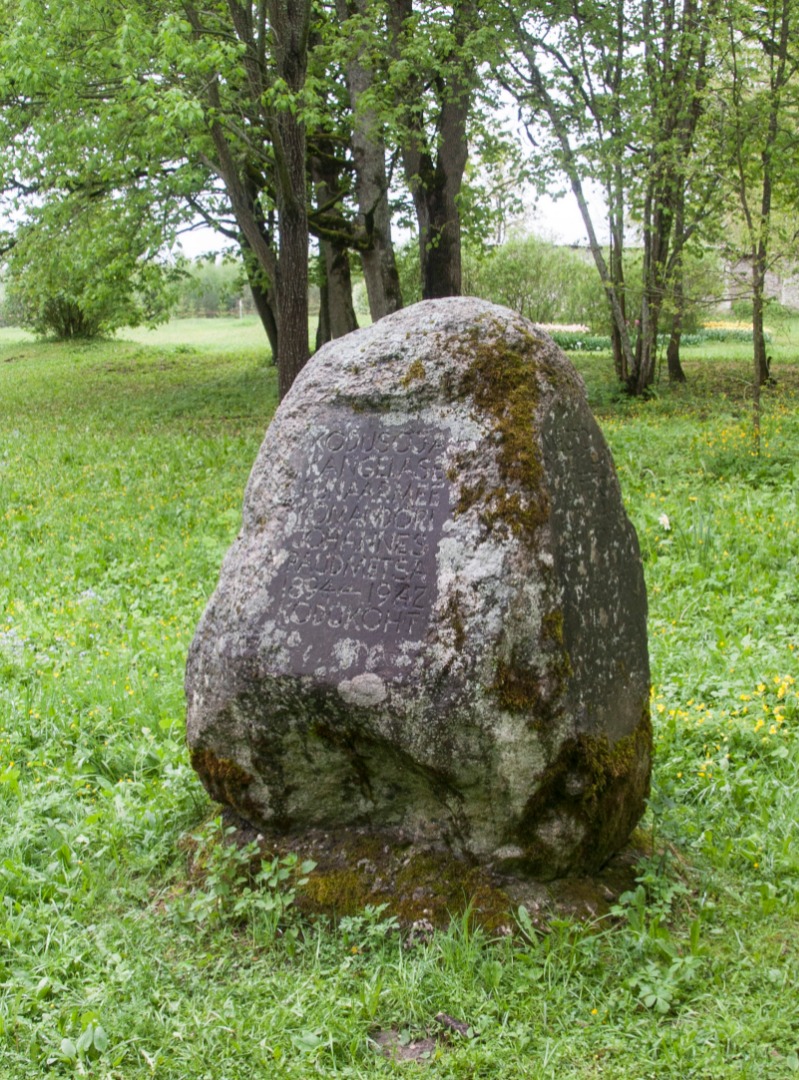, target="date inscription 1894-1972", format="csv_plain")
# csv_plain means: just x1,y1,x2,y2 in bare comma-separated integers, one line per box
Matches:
270,415,450,673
